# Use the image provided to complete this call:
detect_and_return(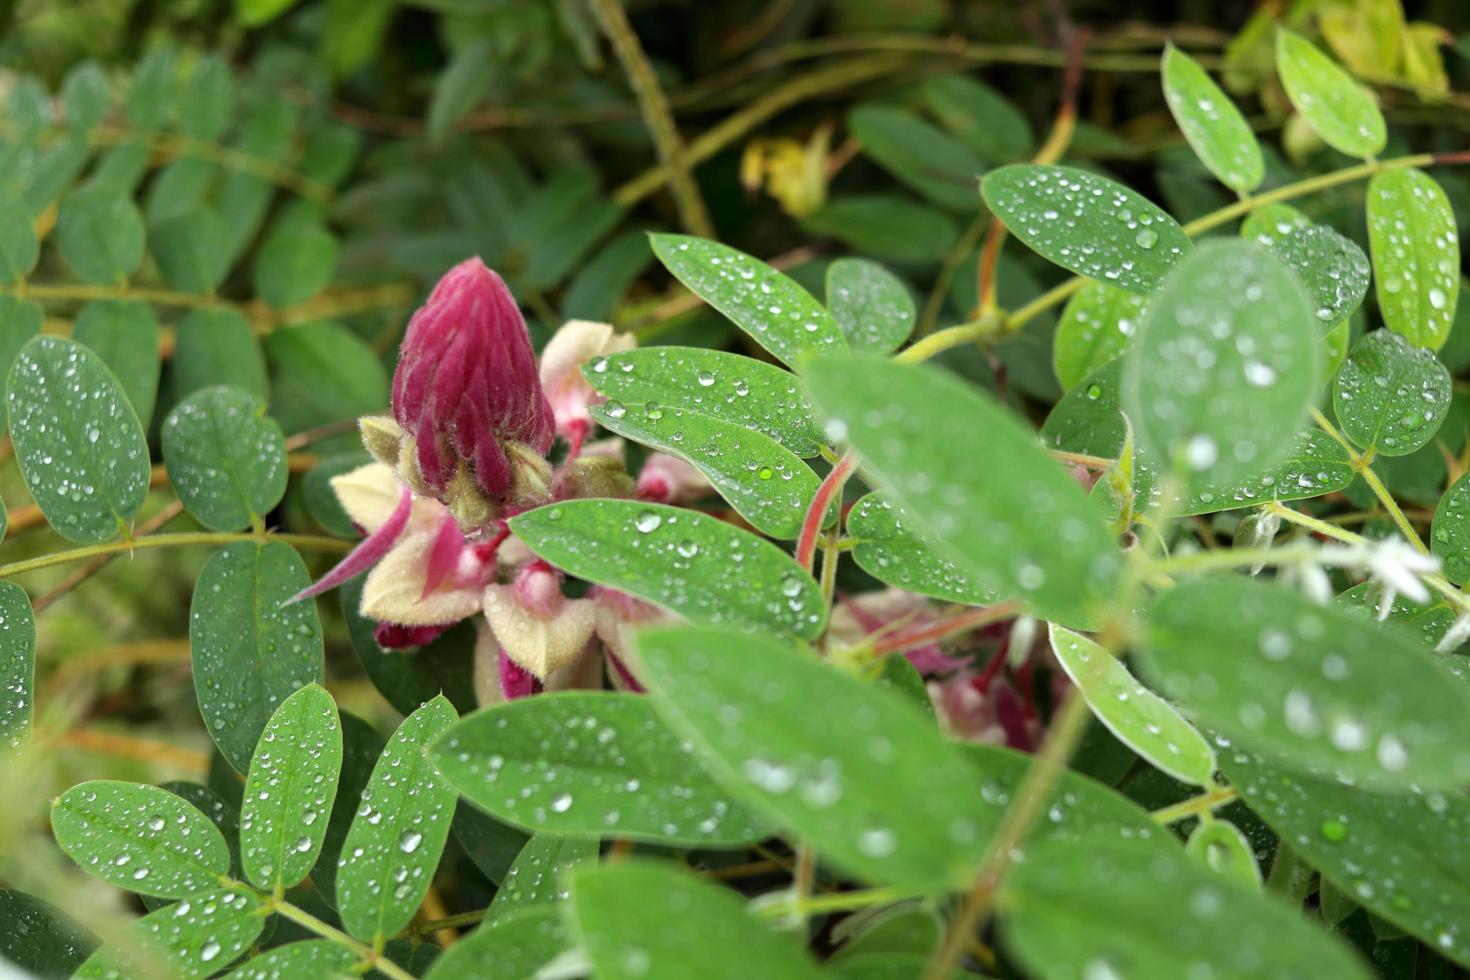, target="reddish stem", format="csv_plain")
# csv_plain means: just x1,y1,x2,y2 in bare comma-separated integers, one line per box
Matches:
795,452,857,571
872,601,1021,655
